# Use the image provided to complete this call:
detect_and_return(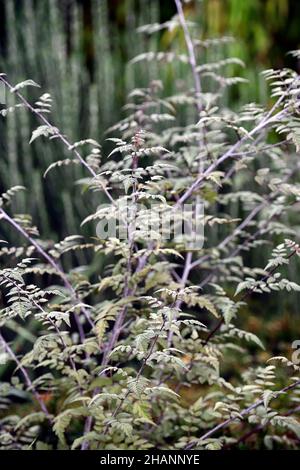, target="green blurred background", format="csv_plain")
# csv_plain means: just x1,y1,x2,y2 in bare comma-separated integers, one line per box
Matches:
0,0,299,242
0,0,300,391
